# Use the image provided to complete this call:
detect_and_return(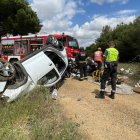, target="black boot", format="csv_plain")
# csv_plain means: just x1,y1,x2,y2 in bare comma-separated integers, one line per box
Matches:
109,92,115,99
95,91,105,99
